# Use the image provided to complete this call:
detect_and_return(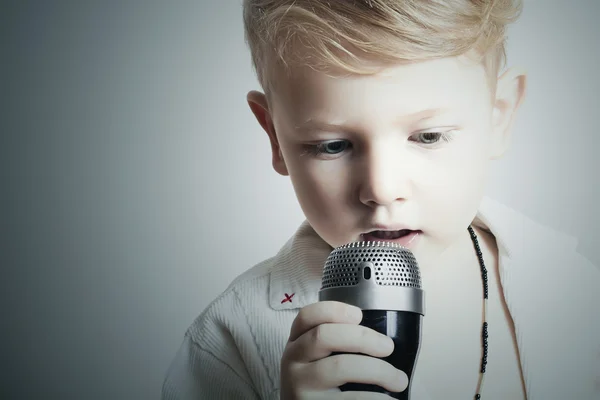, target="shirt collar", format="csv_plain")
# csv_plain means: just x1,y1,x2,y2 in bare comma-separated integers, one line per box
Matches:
268,196,578,311
268,220,332,310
